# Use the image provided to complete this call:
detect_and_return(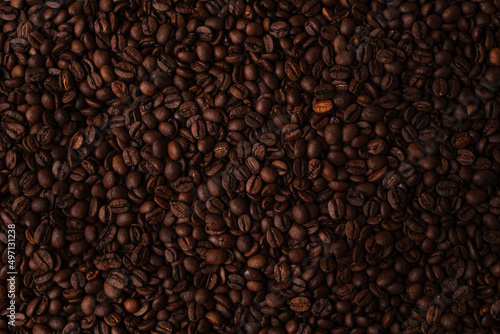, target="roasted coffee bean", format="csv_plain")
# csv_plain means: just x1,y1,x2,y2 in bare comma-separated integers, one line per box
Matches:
170,201,191,218
426,305,442,325
491,300,500,320
328,198,345,220
436,181,459,197
289,297,311,312
337,284,357,301
114,62,136,79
